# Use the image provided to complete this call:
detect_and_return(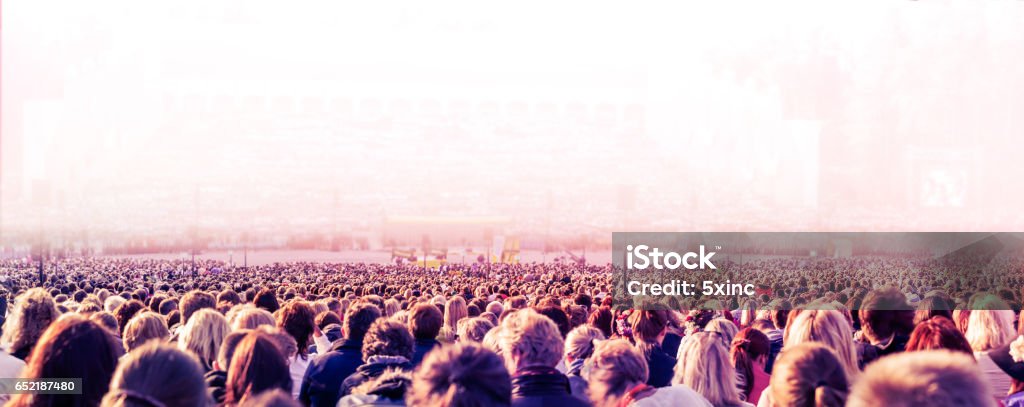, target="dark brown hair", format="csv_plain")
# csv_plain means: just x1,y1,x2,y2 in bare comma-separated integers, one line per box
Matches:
731,327,771,400
180,290,216,323
363,319,415,361
102,343,210,407
858,287,914,343
409,303,443,340
276,301,316,358
628,310,669,356
409,342,511,407
226,332,293,405
588,307,614,339
114,299,147,336
8,315,121,407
